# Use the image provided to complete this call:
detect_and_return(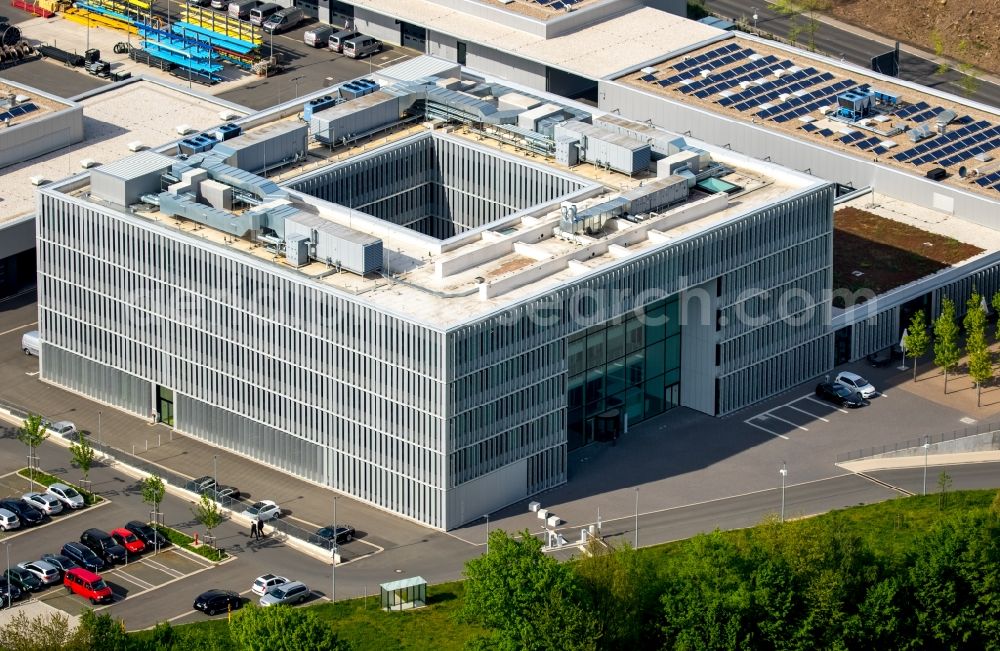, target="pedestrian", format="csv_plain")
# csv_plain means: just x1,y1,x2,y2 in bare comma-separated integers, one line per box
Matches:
257,519,265,539
250,520,258,541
